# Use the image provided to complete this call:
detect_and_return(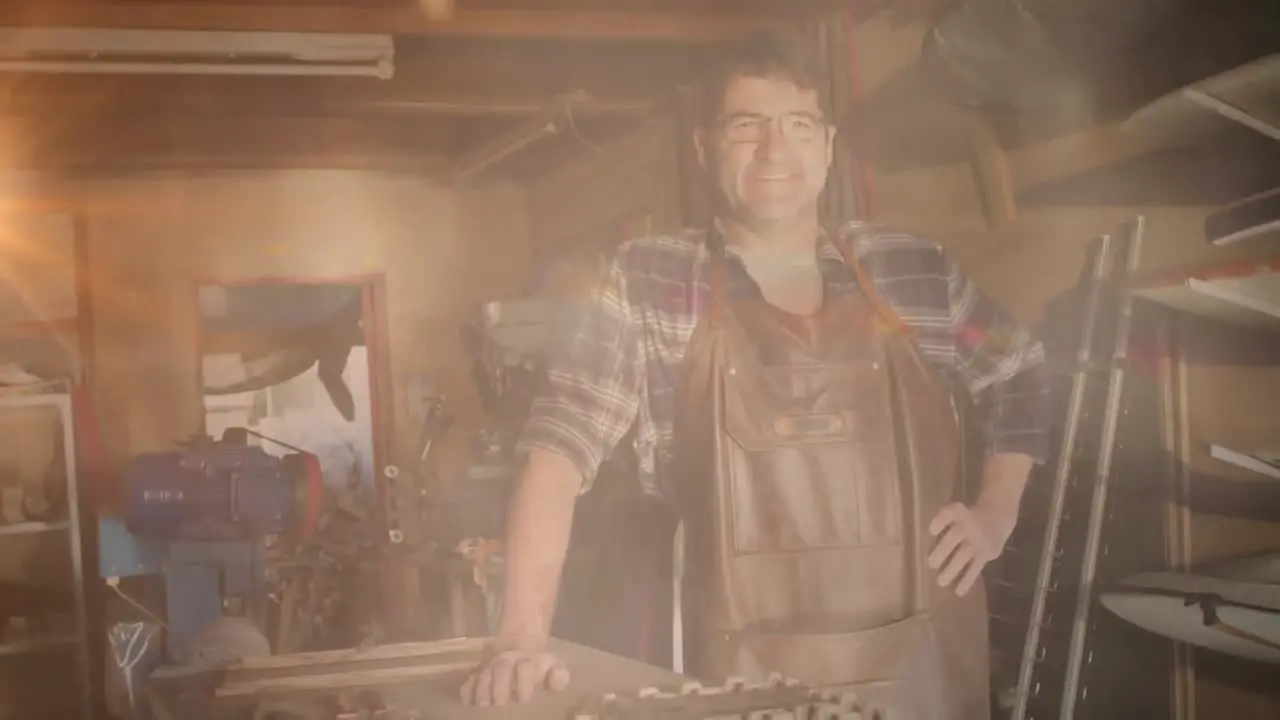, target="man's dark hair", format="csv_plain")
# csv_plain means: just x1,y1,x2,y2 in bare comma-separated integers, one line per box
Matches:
696,29,832,127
